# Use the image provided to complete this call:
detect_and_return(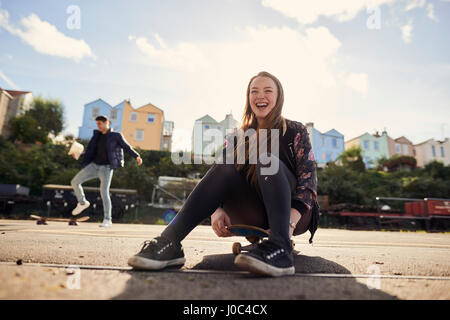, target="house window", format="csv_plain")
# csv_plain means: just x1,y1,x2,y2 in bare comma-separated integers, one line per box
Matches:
402,144,408,155
332,138,337,148
363,140,370,150
441,146,445,157
147,113,155,123
432,146,436,157
135,129,144,141
322,136,326,147
163,121,174,136
374,141,379,151
110,109,118,121
395,143,400,153
130,112,137,122
92,107,100,119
